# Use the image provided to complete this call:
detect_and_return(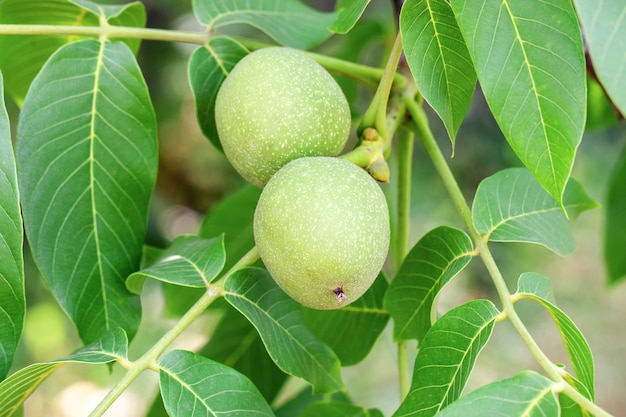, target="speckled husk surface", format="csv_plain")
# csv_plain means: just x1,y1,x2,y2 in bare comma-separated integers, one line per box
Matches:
254,157,390,309
215,47,351,187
